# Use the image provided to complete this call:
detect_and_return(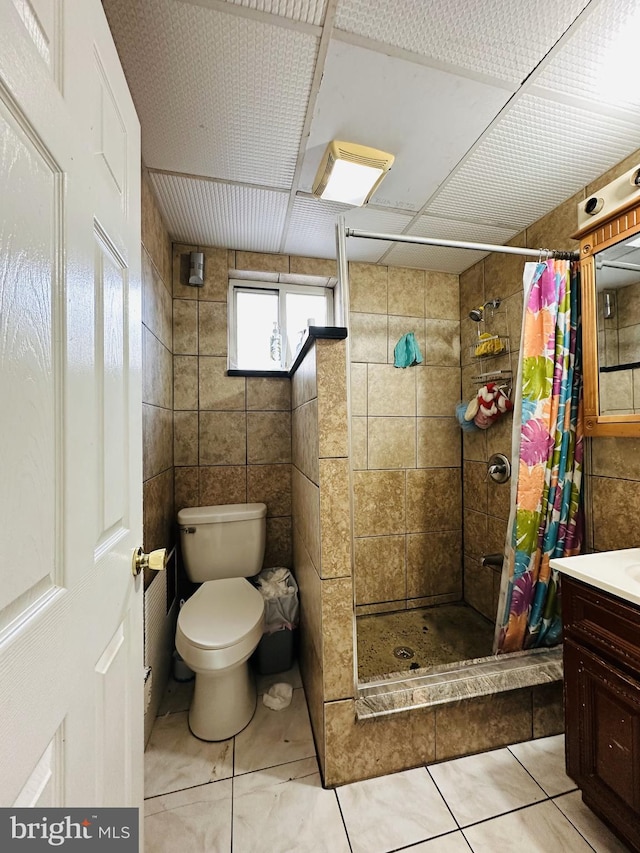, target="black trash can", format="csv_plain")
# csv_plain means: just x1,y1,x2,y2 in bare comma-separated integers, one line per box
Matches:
253,567,299,675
